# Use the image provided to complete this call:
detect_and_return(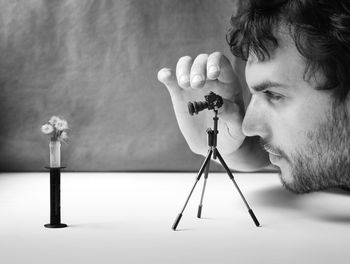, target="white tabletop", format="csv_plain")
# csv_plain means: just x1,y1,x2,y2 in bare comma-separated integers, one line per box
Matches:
0,172,349,264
